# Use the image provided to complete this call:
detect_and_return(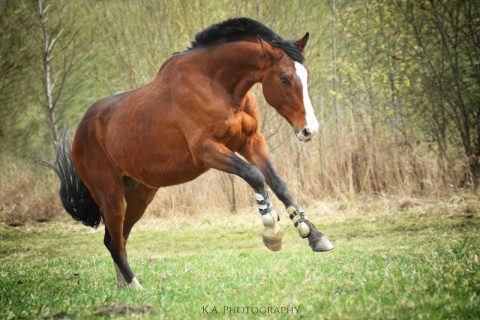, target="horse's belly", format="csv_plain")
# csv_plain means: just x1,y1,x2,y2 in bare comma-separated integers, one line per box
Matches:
129,154,208,188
